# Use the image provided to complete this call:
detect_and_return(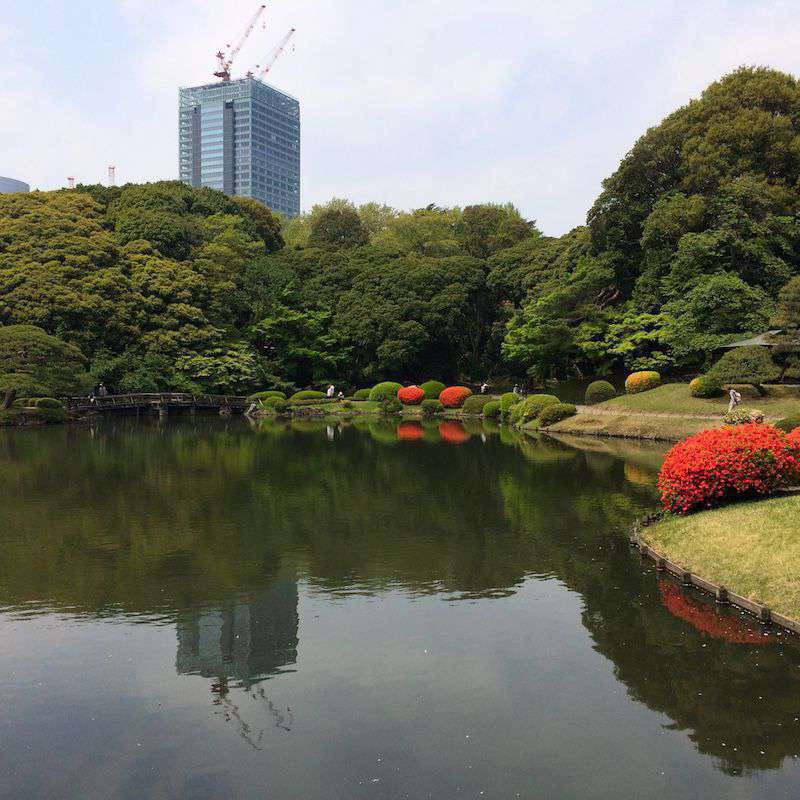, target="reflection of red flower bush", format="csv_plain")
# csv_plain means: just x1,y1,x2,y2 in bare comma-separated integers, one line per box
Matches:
439,420,470,444
439,386,472,408
397,421,424,441
658,424,800,514
659,580,768,644
397,385,425,405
